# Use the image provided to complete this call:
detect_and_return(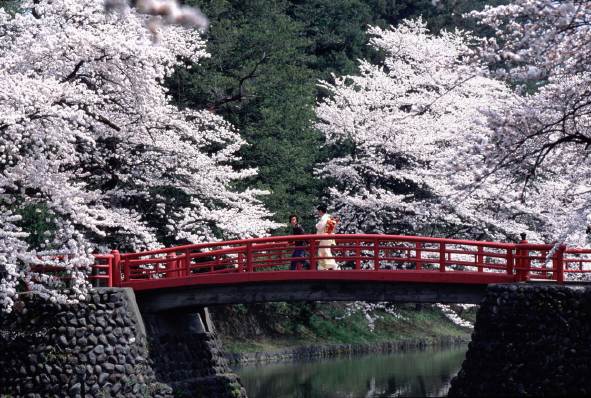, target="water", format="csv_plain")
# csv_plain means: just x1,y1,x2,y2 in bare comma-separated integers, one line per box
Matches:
234,345,466,398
